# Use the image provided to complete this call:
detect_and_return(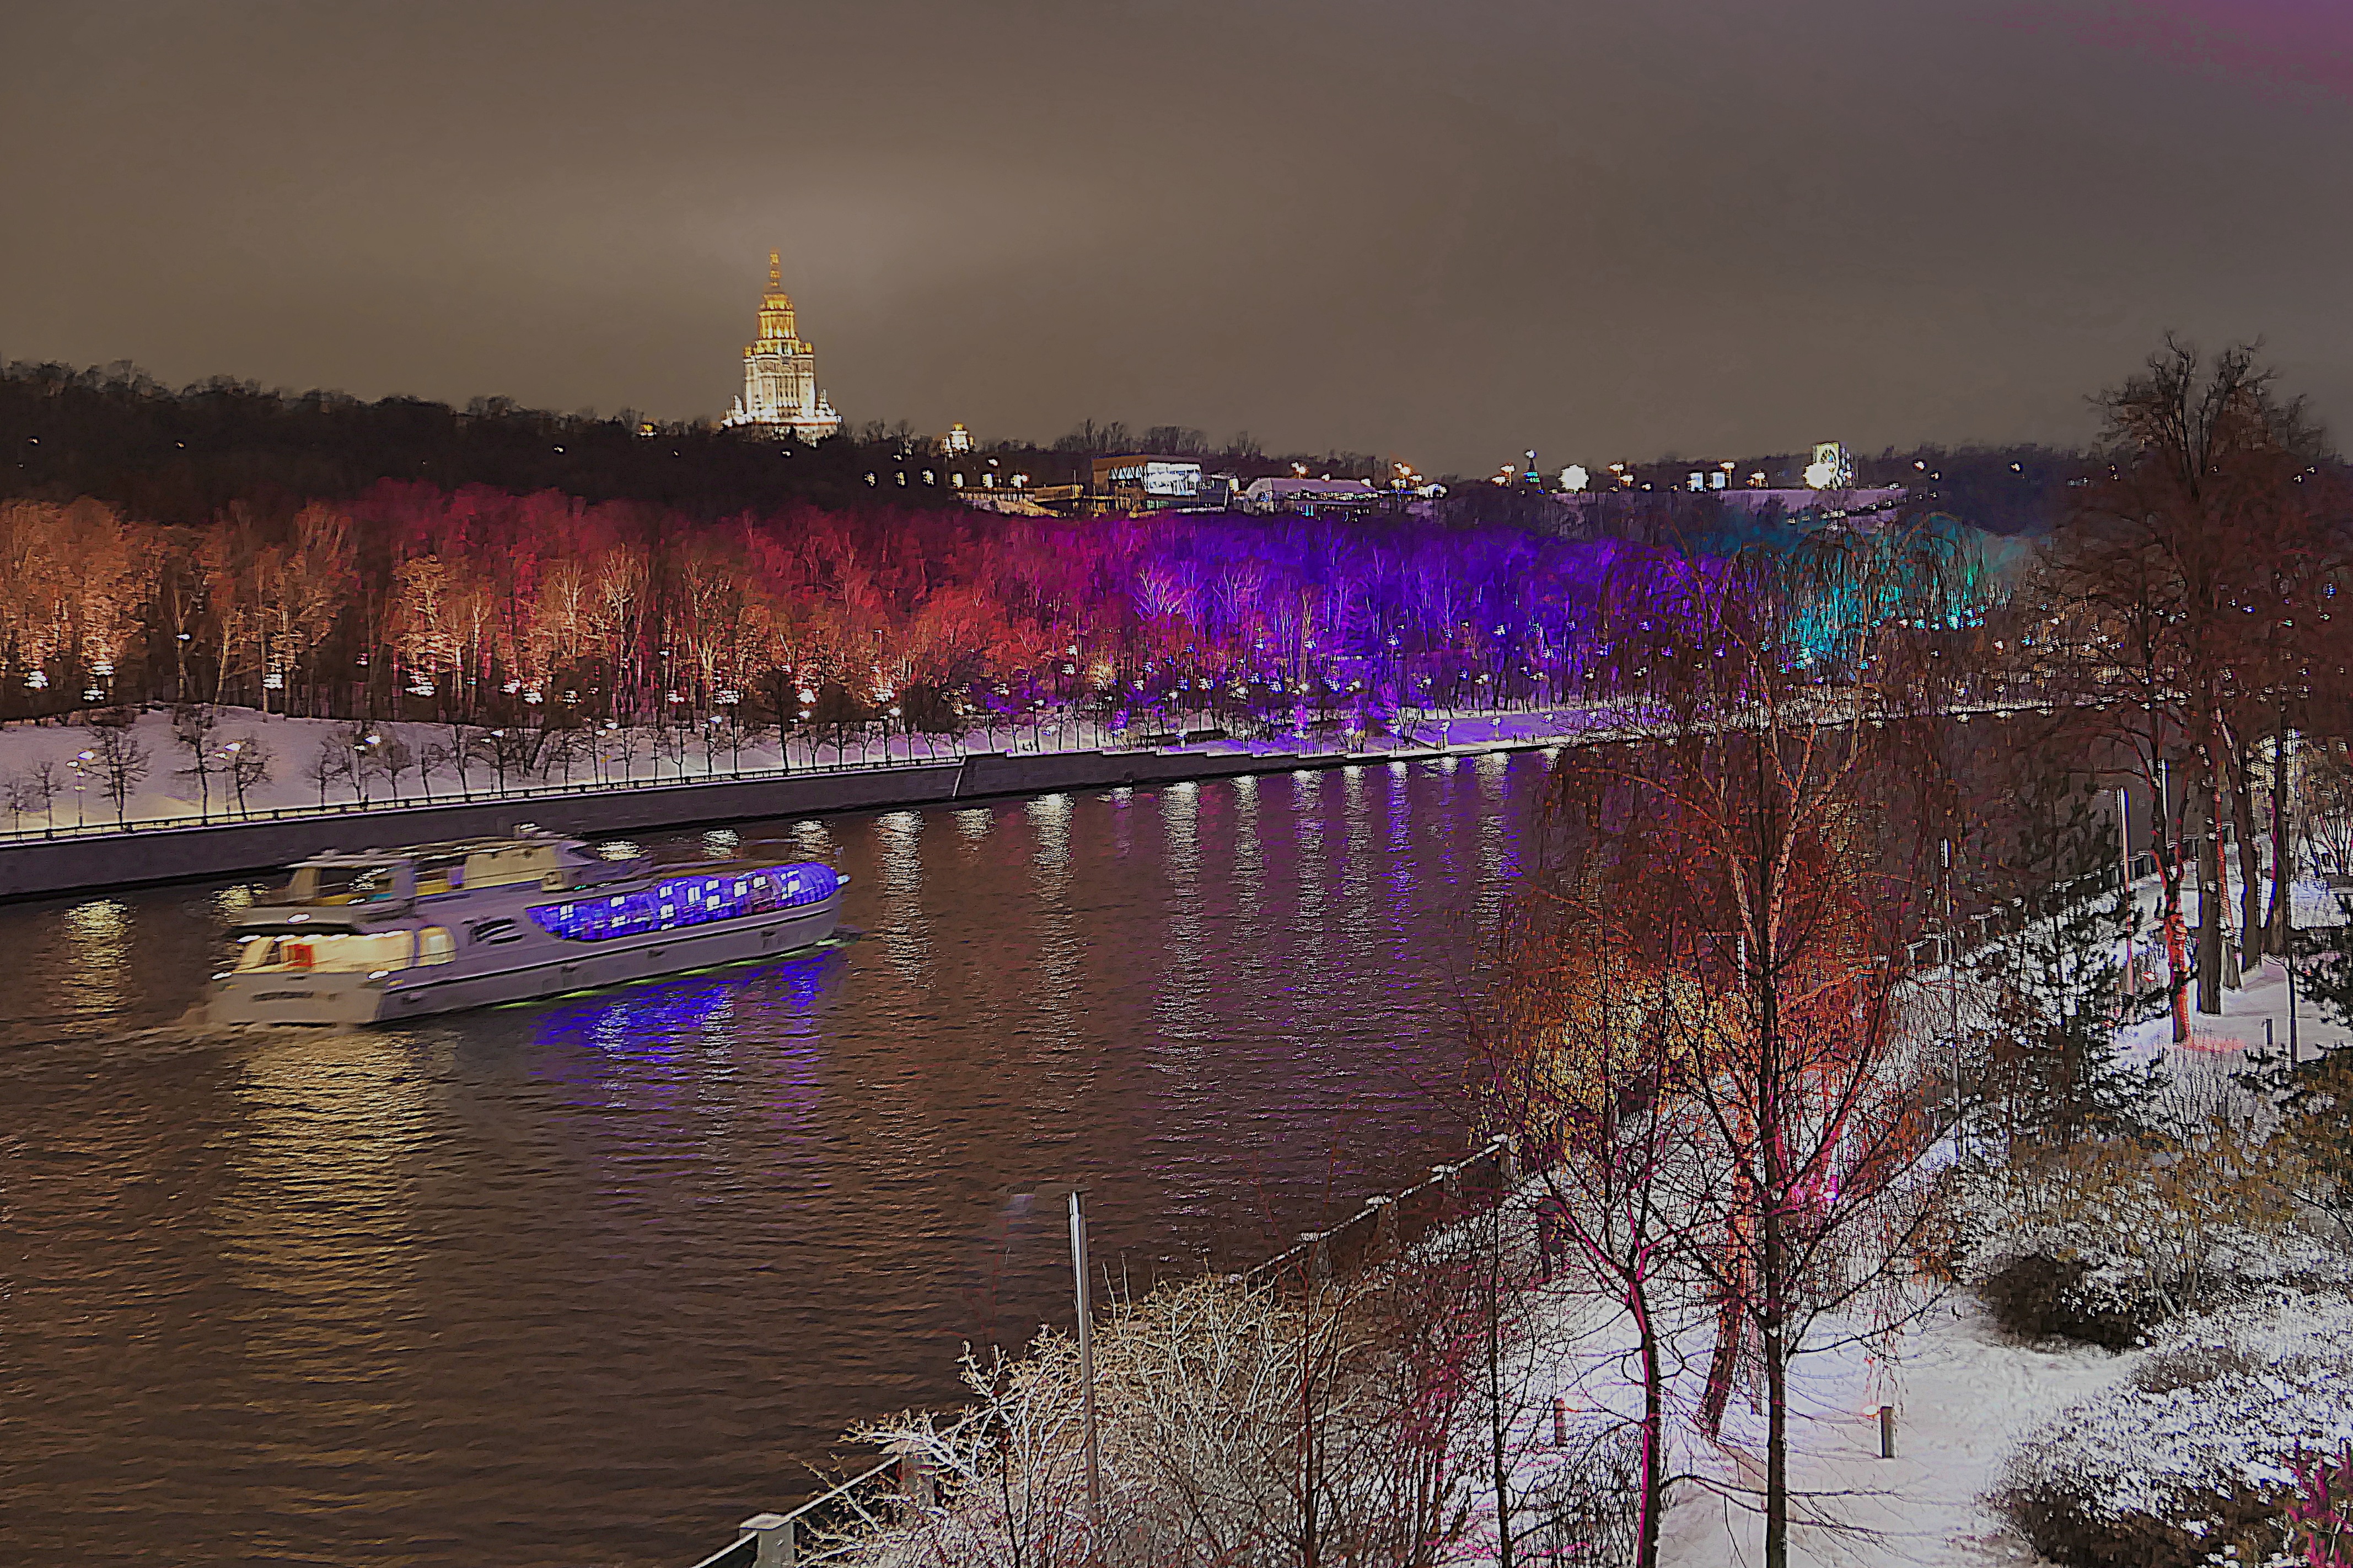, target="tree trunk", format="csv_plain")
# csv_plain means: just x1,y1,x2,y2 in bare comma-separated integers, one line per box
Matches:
2197,779,2224,1015
1699,1281,1742,1436
2232,747,2265,959
1631,1280,1664,1568
1486,1216,1514,1568
2270,720,2296,953
2164,879,2183,1048
2155,780,2191,1042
